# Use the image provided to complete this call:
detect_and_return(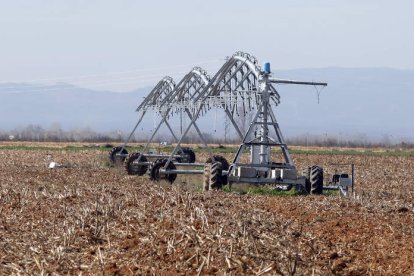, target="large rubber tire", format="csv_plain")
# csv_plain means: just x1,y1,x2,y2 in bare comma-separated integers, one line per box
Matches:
203,164,211,191
124,152,148,176
309,166,324,194
176,148,196,163
109,146,128,164
303,167,311,194
150,159,177,184
209,162,223,190
203,162,223,191
206,155,229,186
